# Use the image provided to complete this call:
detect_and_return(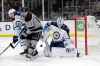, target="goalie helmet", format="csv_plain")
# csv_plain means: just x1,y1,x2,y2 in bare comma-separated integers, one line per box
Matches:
57,16,64,28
